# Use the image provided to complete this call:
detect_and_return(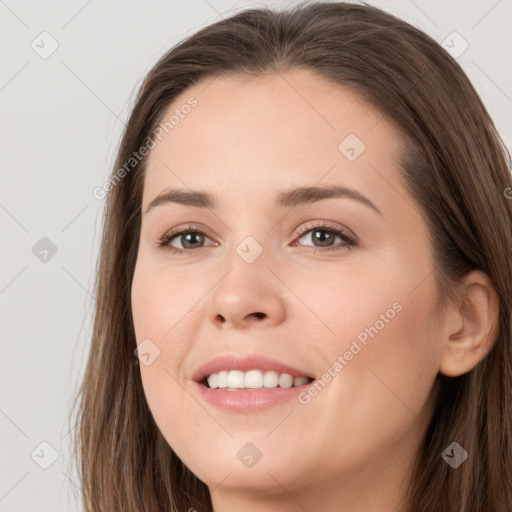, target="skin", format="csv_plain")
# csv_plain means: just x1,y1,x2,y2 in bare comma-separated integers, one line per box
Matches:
130,69,499,512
